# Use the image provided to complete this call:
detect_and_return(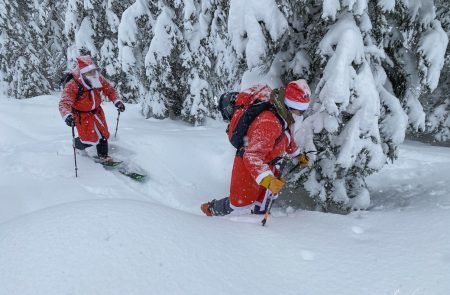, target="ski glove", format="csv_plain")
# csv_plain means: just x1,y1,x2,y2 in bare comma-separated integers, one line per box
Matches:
65,114,75,127
260,175,285,194
115,101,125,112
296,153,309,167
